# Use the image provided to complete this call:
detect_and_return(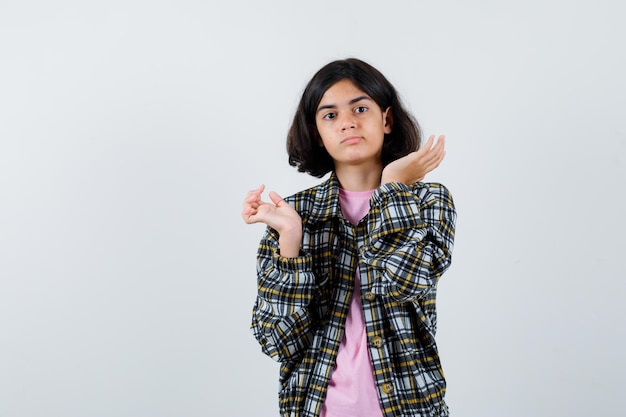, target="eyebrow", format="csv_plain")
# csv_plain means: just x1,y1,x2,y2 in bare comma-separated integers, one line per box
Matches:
316,95,371,113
